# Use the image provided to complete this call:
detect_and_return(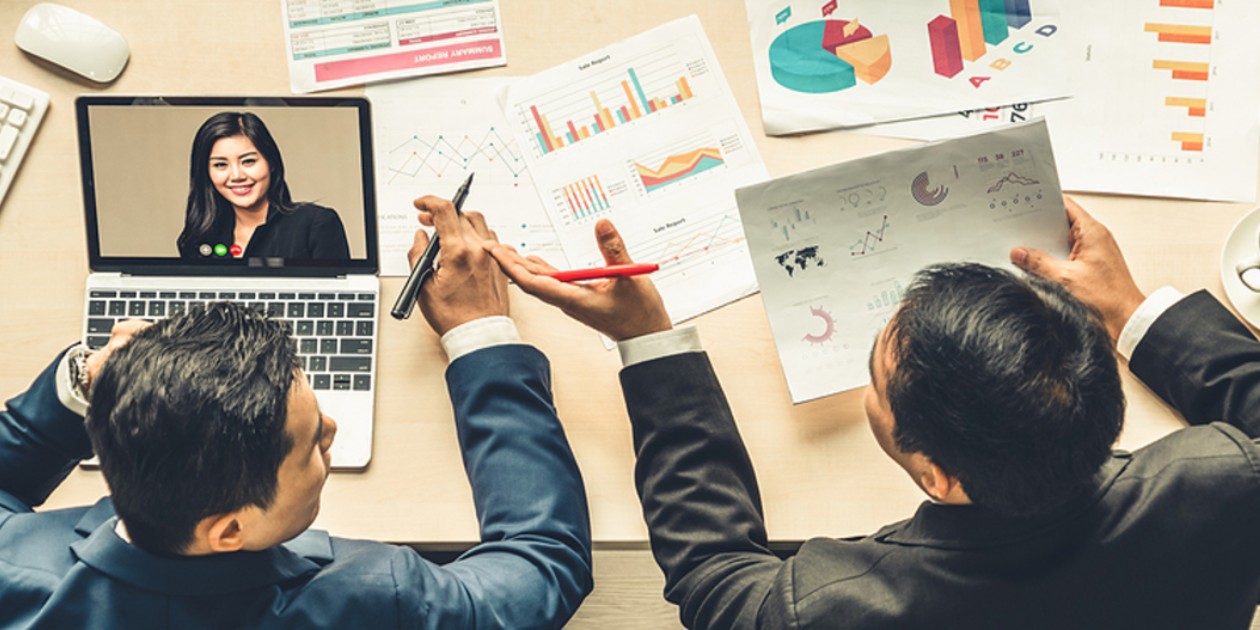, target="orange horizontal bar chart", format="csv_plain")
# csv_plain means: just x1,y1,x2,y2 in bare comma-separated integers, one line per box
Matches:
1154,59,1209,81
1160,0,1213,8
1172,131,1204,151
1166,96,1207,117
1144,23,1212,44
